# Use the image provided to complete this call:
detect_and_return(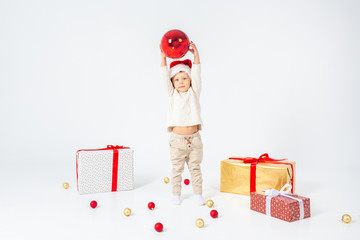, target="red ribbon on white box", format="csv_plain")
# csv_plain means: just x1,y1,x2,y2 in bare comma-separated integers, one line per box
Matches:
263,184,304,220
76,145,130,192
